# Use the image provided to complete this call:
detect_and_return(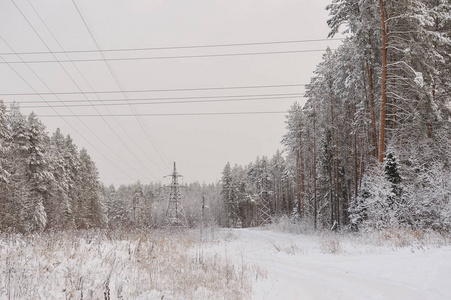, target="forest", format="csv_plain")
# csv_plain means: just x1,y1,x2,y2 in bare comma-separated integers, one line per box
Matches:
1,0,450,234
221,0,451,232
